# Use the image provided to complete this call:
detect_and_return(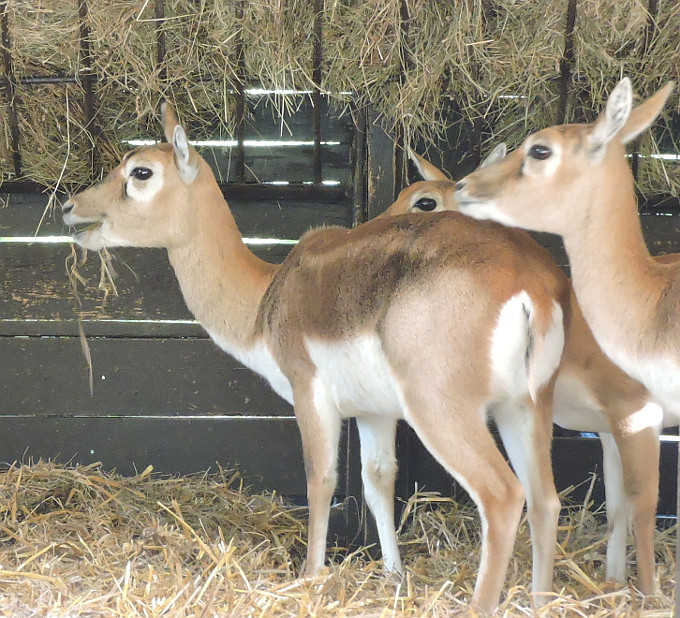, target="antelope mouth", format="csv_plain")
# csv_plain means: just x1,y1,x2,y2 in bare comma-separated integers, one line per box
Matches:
455,195,485,210
67,221,105,250
70,220,102,236
453,185,484,208
63,207,103,238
